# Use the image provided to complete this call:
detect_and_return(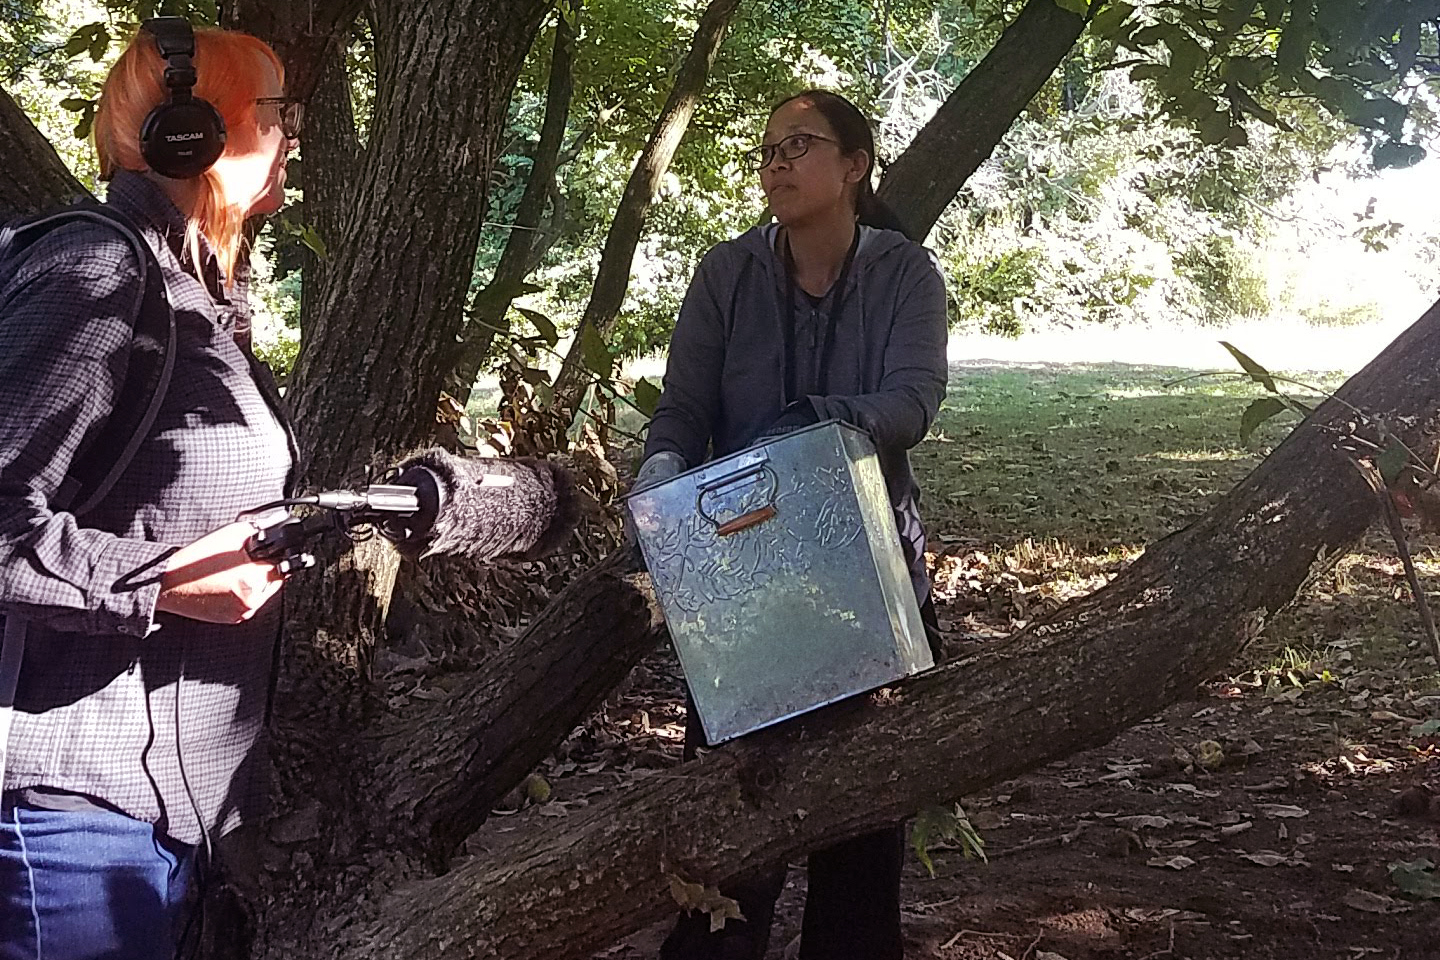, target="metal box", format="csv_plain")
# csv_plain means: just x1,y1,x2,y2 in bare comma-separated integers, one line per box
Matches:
626,421,933,744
